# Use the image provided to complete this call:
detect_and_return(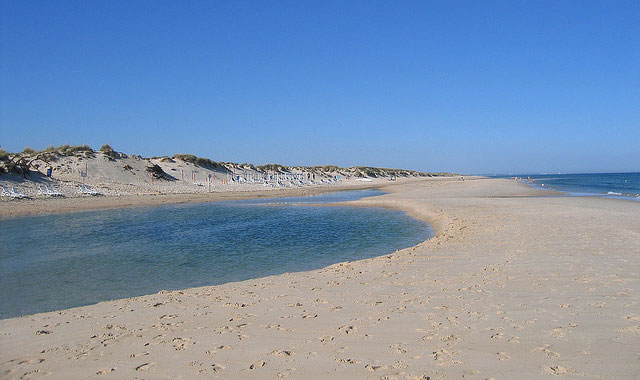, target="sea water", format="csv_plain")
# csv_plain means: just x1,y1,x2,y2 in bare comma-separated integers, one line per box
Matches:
0,190,432,319
495,172,640,201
